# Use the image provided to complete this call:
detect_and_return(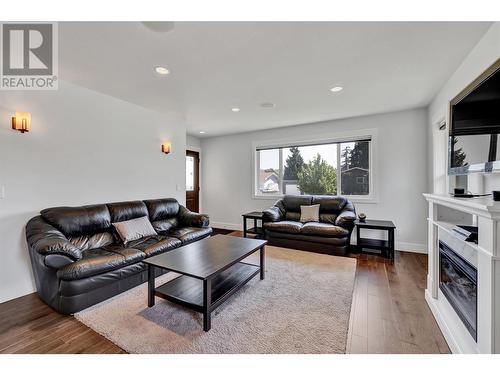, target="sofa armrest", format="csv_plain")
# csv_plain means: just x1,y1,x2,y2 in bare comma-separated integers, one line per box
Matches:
335,202,357,230
262,206,282,222
178,206,210,227
262,199,285,223
26,216,81,262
